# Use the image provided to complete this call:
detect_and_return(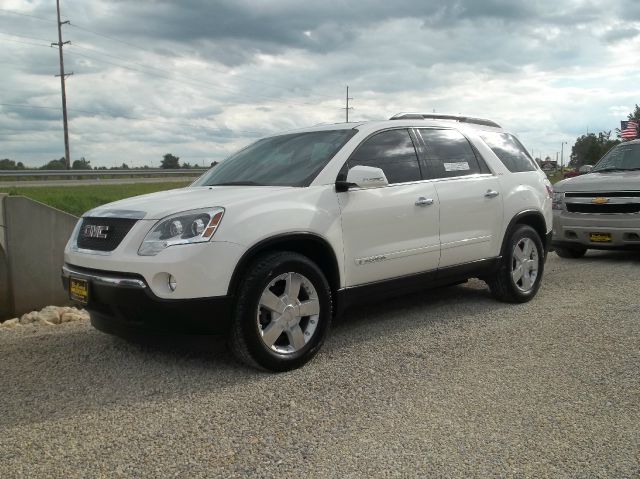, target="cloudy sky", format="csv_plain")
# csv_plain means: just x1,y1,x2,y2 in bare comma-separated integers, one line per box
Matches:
1,0,639,168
